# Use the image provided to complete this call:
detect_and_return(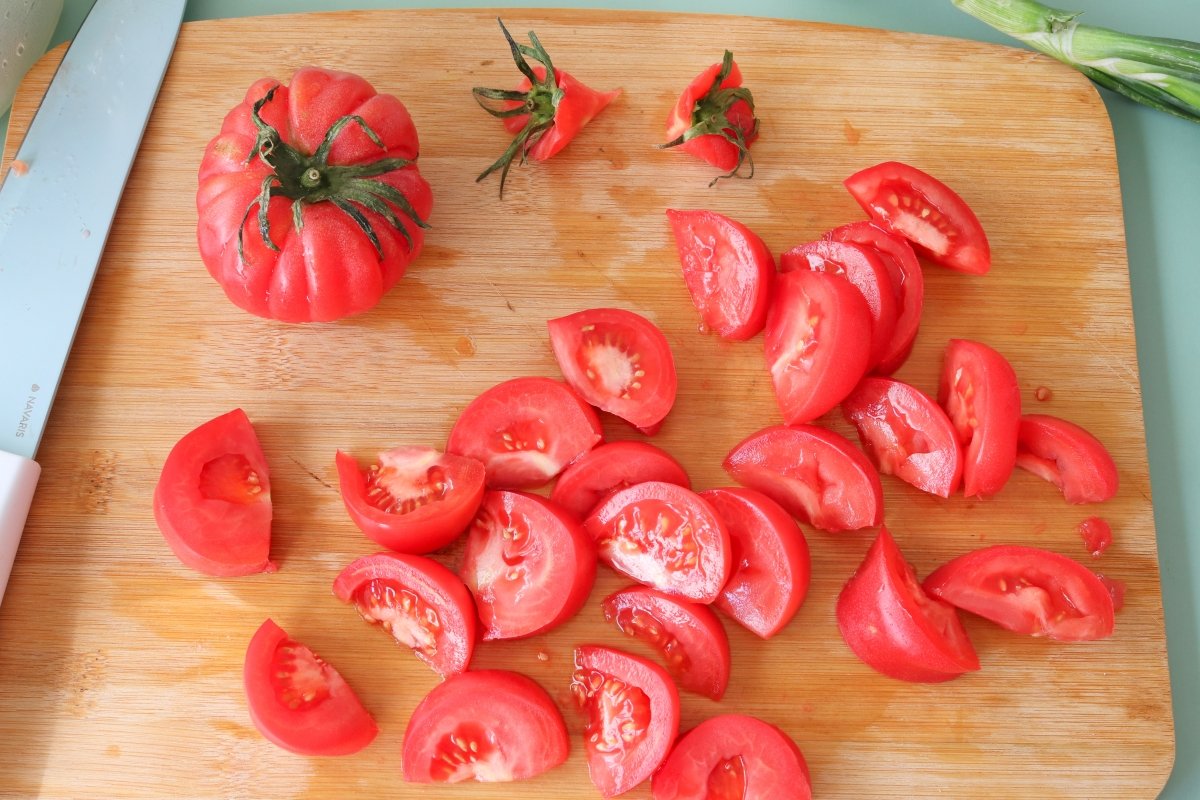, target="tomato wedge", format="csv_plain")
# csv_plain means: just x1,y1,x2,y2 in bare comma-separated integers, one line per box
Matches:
665,208,775,340
551,441,691,520
838,528,980,683
842,376,963,498
402,670,569,783
571,645,681,798
333,552,476,677
1015,414,1119,503
446,377,603,489
335,446,484,554
548,308,678,433
154,408,275,576
243,619,377,756
651,714,812,800
765,269,873,425
459,490,597,640
700,487,811,639
602,586,731,700
924,545,1116,641
723,424,883,532
584,481,731,604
